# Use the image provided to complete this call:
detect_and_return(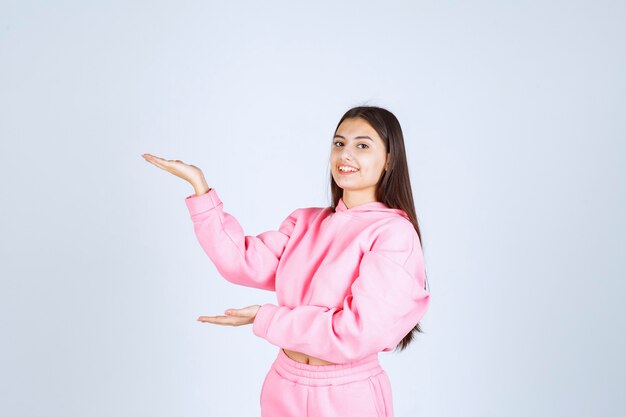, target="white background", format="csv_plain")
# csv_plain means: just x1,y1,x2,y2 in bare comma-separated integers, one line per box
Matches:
1,1,624,416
